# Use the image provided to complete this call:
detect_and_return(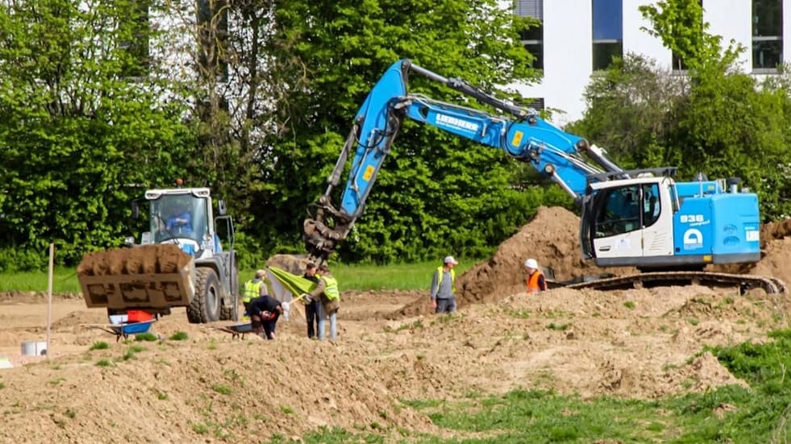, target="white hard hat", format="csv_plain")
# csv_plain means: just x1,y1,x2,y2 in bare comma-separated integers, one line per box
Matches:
444,256,458,265
524,258,538,269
